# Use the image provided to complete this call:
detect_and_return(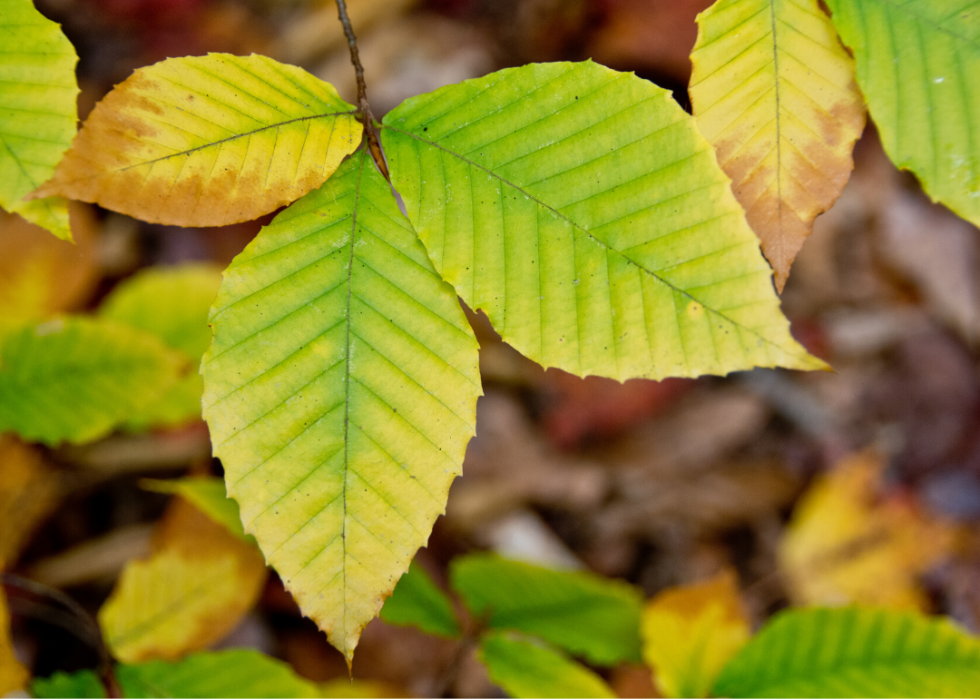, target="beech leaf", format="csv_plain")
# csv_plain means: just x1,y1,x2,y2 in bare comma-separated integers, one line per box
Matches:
34,53,362,226
382,61,826,381
0,0,78,241
690,0,866,291
201,149,481,663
